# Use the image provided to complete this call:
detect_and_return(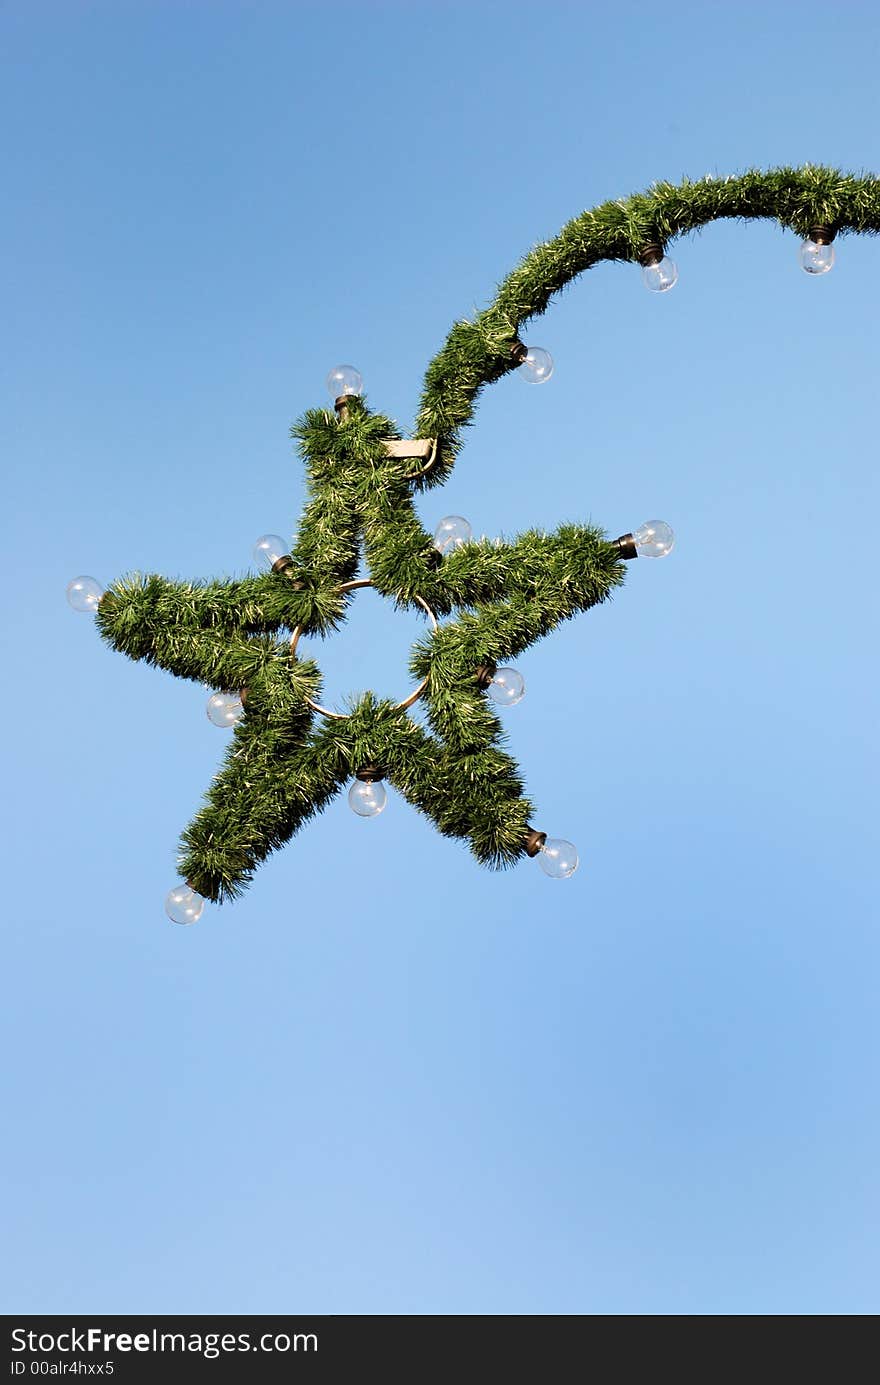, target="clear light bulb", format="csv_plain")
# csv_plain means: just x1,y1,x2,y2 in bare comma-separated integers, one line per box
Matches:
633,520,675,558
517,346,554,384
165,884,205,924
206,691,245,727
66,576,105,613
642,256,678,292
326,364,363,399
538,838,579,879
487,667,525,706
799,238,835,275
433,515,472,553
252,534,287,570
348,779,387,817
